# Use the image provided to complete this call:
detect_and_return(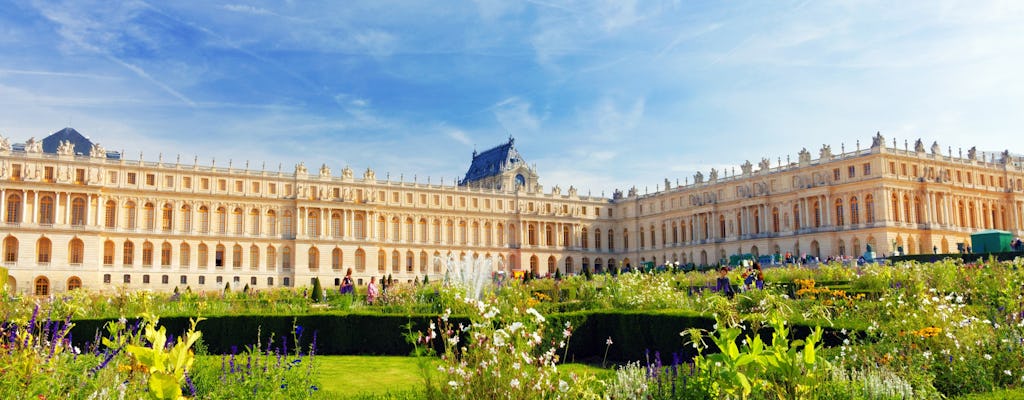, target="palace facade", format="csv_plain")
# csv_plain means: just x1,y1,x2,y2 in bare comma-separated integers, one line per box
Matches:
2,129,1023,295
